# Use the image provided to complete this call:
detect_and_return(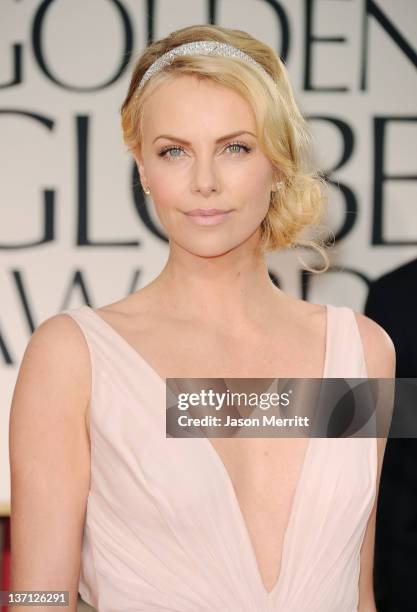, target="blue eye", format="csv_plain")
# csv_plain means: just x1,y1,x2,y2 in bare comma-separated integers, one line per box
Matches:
226,142,251,155
159,146,184,159
158,141,251,160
